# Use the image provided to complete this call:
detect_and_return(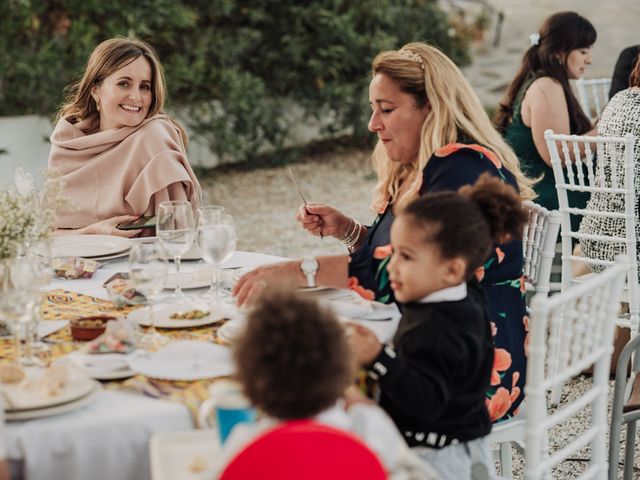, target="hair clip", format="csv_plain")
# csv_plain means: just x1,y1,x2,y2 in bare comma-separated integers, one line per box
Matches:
529,33,540,47
398,49,425,70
